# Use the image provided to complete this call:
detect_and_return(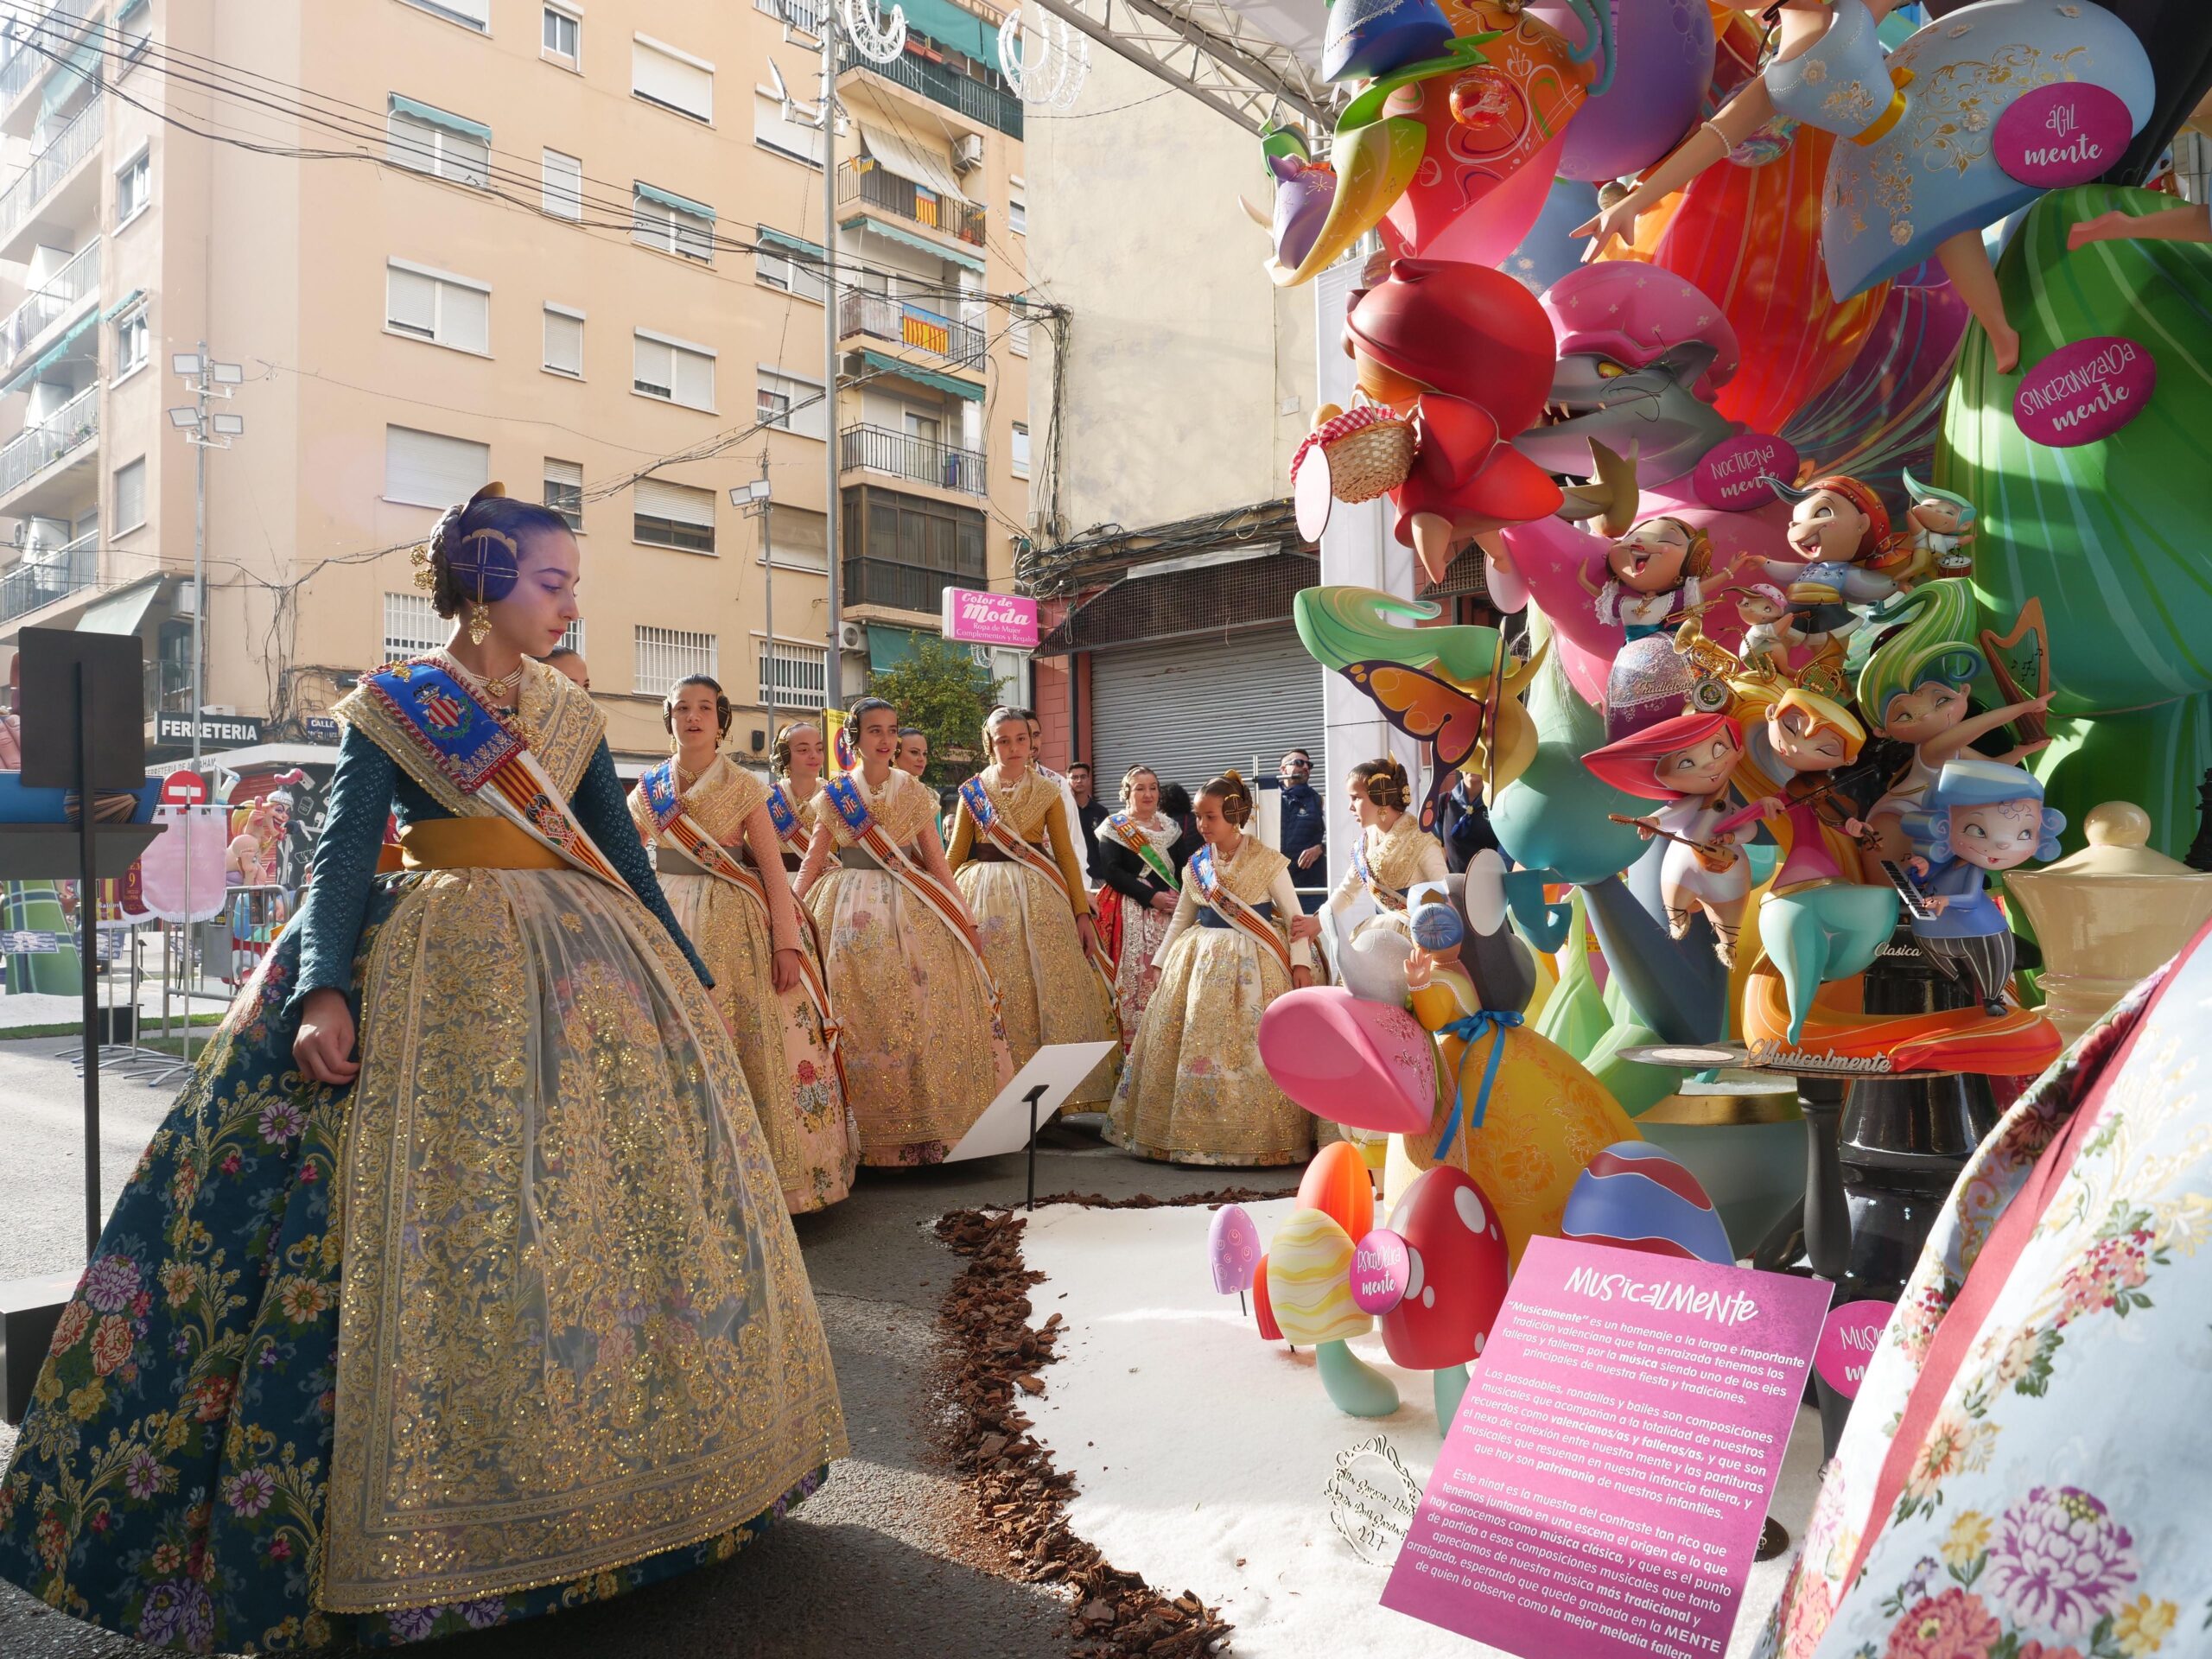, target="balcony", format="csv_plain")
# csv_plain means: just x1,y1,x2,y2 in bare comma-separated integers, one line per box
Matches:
837,159,986,248
1,237,96,372
0,94,101,257
0,0,103,130
858,44,1021,139
0,526,95,624
842,557,969,616
837,287,984,367
841,423,987,497
0,381,98,504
